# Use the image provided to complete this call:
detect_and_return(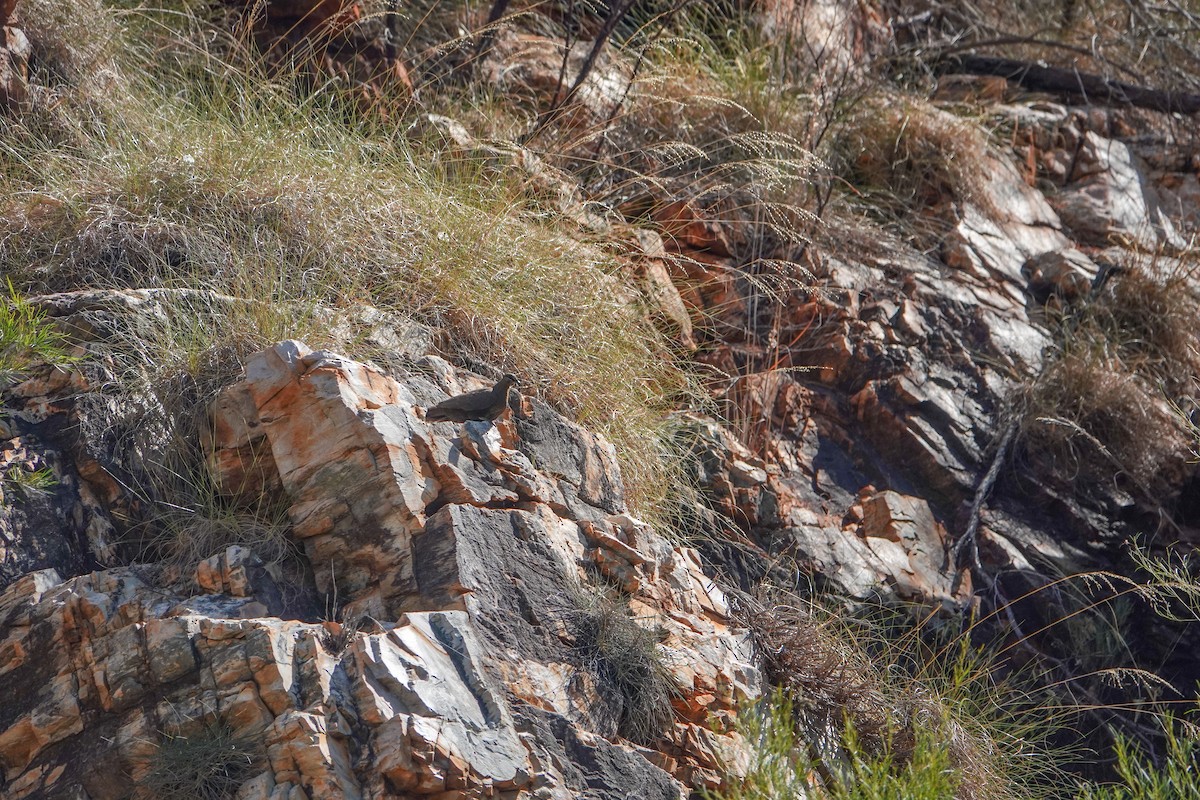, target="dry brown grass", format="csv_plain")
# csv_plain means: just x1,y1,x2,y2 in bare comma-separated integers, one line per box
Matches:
1018,348,1176,489
139,719,257,800
2,0,703,533
1017,256,1200,498
828,94,996,236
